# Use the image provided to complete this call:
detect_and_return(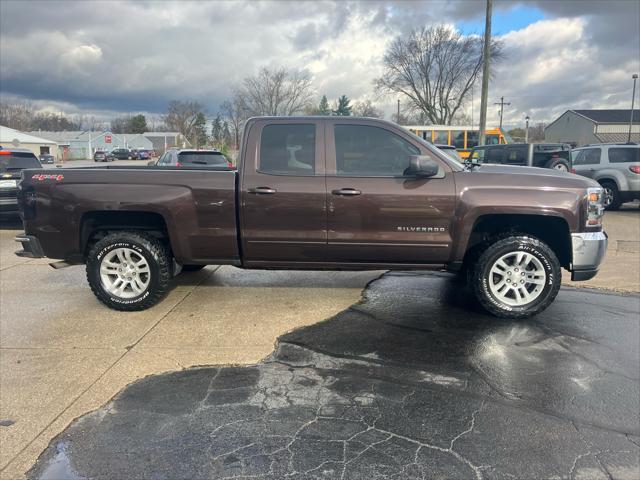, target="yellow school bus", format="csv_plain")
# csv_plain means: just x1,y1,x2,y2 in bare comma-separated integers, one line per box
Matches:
404,125,511,158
